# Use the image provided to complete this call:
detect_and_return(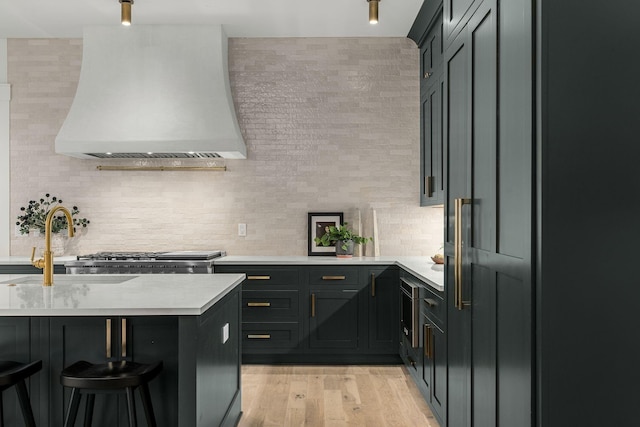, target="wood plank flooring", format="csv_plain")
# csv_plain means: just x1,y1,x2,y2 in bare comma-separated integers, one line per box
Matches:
239,365,440,427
